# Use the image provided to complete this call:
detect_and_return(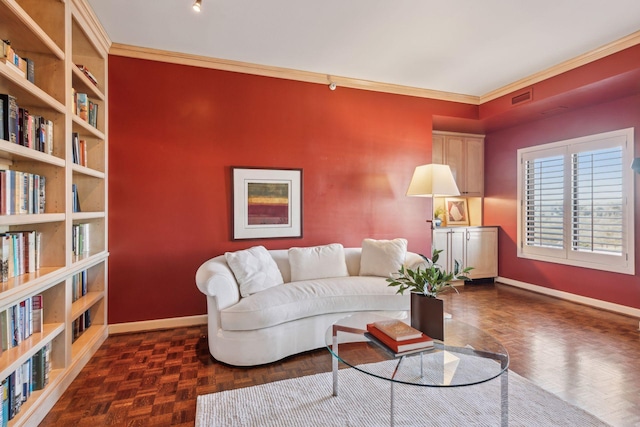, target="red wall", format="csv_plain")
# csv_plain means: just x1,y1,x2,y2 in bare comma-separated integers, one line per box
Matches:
107,56,477,324
484,93,640,309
